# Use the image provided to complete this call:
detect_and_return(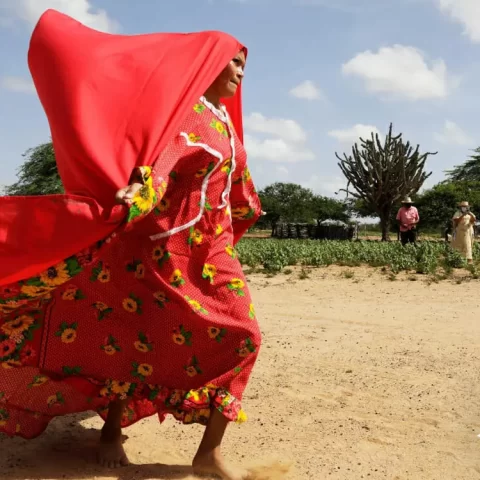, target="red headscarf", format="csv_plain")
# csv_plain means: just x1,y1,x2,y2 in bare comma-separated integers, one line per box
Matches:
0,9,246,286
